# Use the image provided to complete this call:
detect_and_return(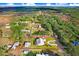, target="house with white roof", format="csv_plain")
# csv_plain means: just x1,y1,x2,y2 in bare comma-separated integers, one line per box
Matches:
24,41,31,47
23,50,30,54
12,42,19,50
35,38,46,46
